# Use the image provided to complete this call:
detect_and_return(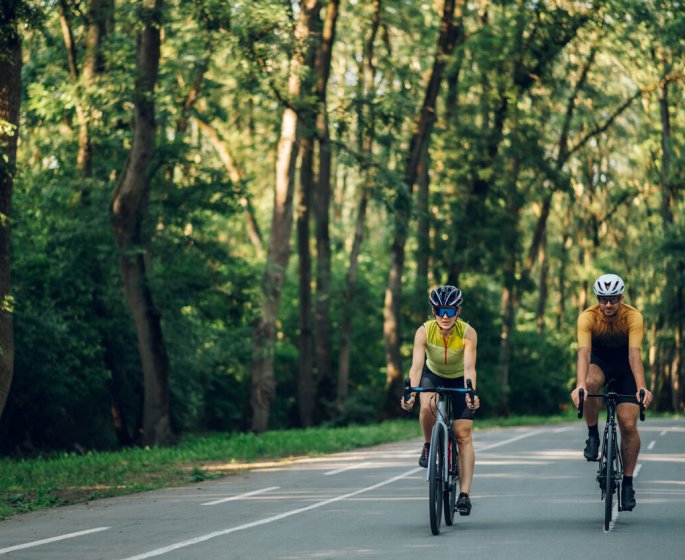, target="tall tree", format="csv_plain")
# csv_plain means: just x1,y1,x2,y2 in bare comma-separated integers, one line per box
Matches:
384,0,463,410
111,0,172,445
250,0,321,433
295,1,322,428
337,0,382,408
0,0,22,421
313,0,340,419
